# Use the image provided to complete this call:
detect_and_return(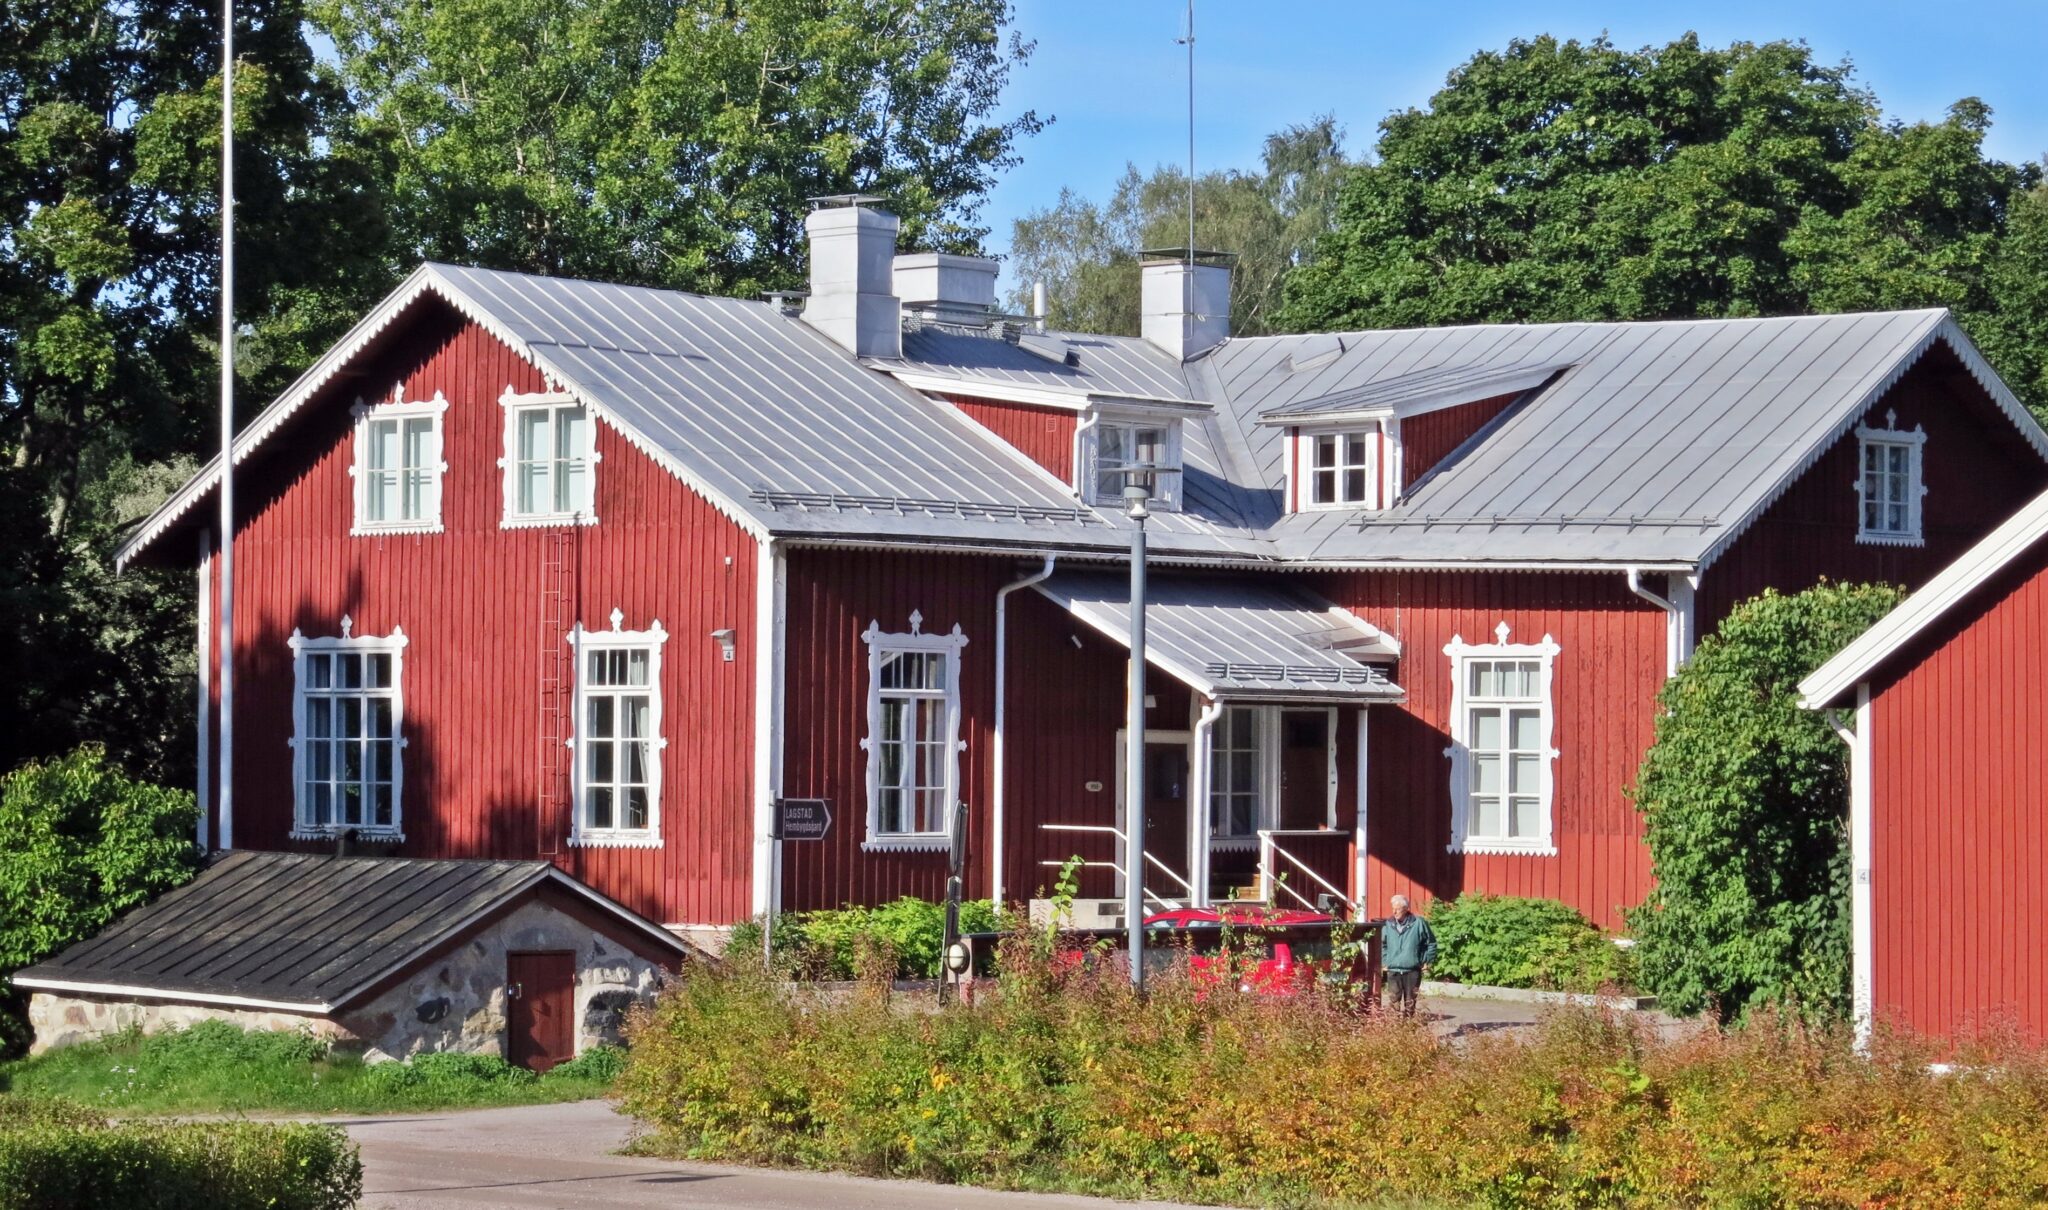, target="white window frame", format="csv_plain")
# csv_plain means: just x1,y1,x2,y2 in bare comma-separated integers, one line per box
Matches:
1854,410,1926,546
1198,704,1339,851
287,616,407,841
349,388,448,535
566,609,667,848
1297,423,1383,511
498,388,600,528
859,611,968,851
1078,410,1184,511
1444,622,1560,856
